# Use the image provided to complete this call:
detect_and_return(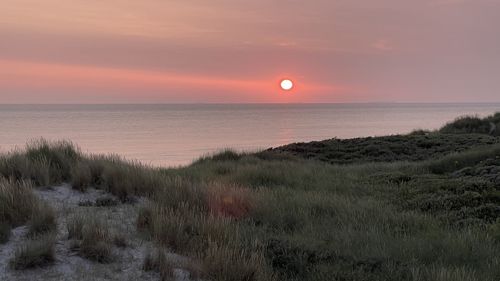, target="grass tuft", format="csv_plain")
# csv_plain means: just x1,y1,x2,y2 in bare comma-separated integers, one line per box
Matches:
27,202,57,238
10,233,56,270
0,179,38,227
67,212,113,263
143,248,174,281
